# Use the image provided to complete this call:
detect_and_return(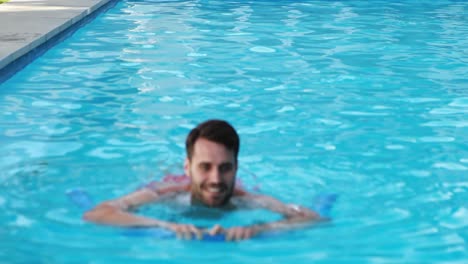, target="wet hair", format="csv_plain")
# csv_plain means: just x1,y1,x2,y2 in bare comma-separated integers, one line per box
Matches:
186,120,240,161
